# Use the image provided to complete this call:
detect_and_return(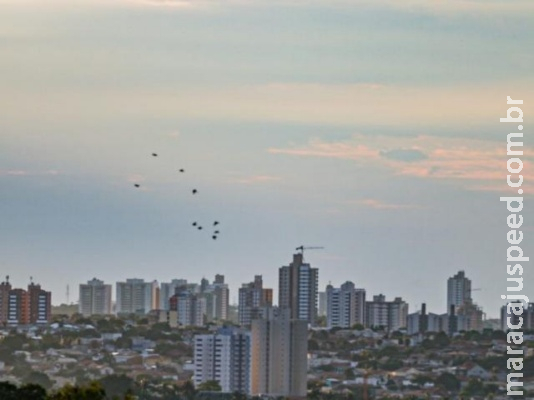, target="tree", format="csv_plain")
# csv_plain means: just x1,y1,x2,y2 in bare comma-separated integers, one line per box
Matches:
48,382,106,400
178,380,197,400
197,380,222,392
98,374,134,399
22,371,54,391
17,383,47,400
0,381,18,400
436,372,460,392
